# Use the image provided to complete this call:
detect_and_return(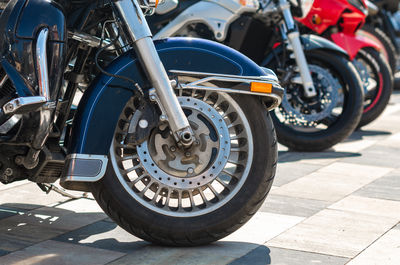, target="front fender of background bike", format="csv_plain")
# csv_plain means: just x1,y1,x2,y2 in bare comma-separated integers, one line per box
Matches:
261,34,349,66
